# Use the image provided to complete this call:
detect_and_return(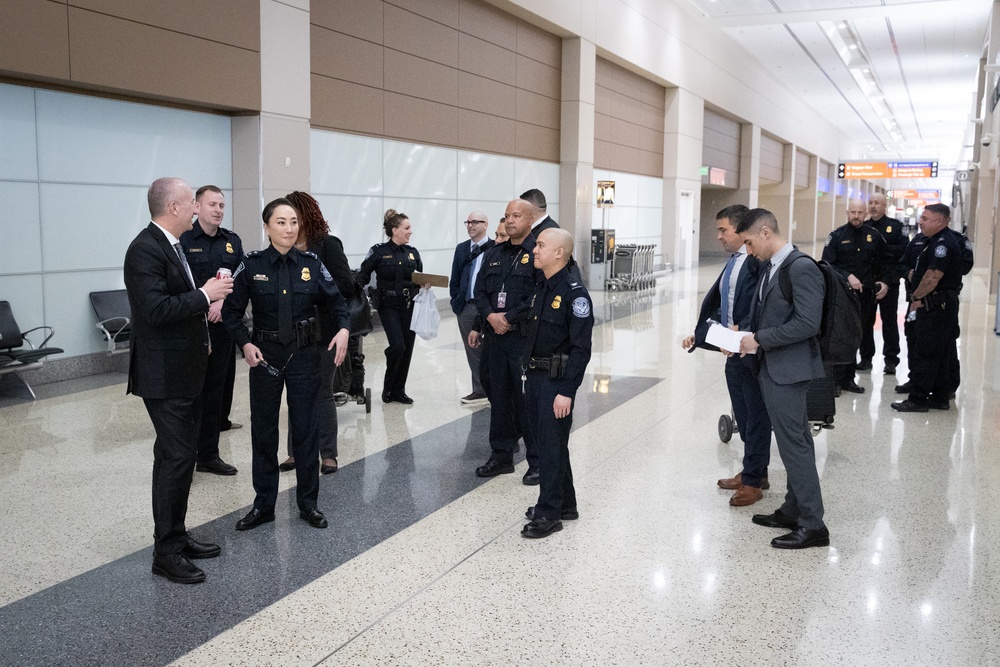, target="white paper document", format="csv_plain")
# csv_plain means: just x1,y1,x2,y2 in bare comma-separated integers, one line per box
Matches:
706,323,755,354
